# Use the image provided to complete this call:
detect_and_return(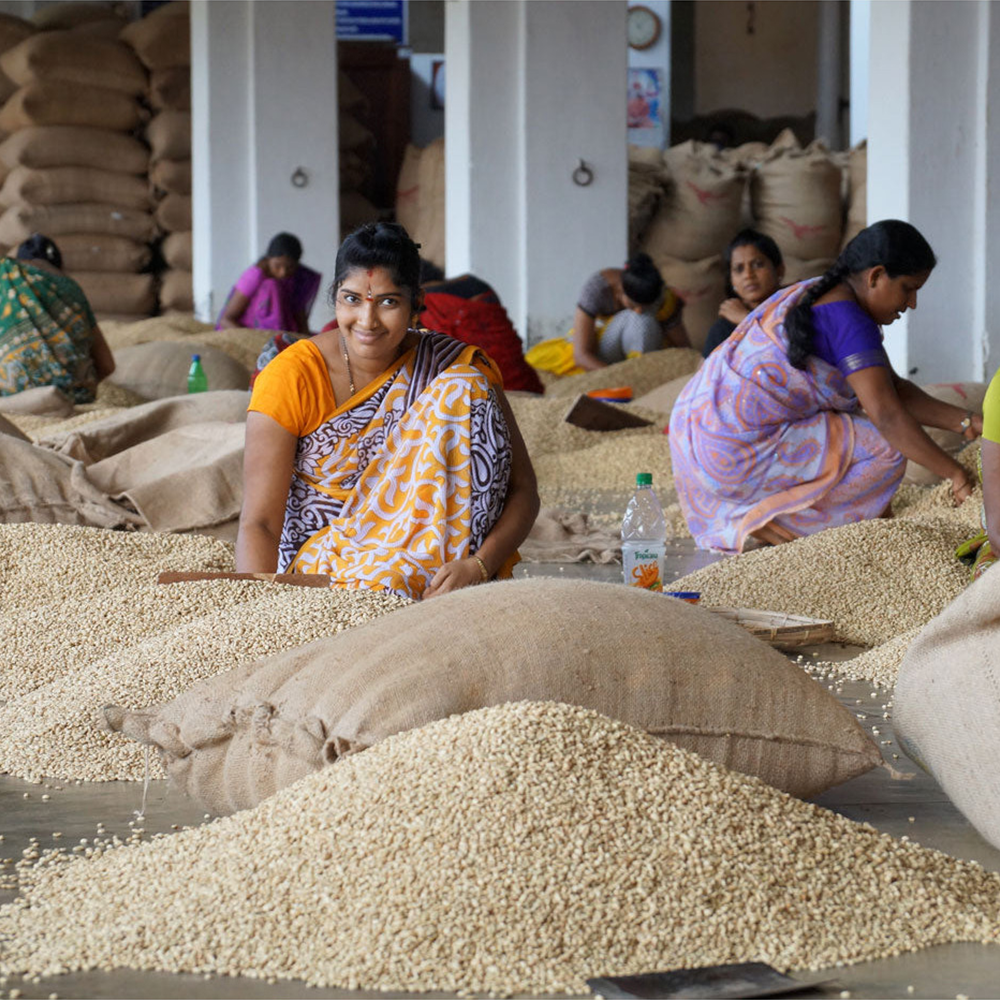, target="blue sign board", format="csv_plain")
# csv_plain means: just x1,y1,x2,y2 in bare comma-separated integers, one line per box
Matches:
336,0,407,44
